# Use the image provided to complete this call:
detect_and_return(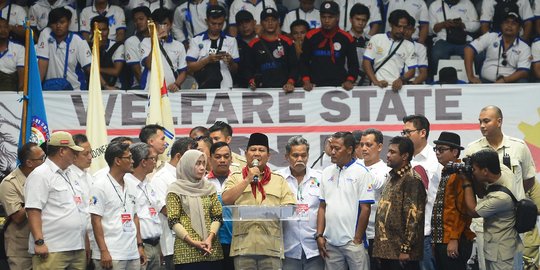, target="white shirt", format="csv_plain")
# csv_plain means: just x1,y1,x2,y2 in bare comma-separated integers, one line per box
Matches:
385,0,428,40
172,0,226,42
335,0,382,35
363,33,417,82
404,41,428,79
125,174,164,240
480,0,533,24
89,173,139,260
468,32,531,82
228,0,277,25
281,8,321,33
410,143,442,236
0,3,26,27
25,159,86,253
186,32,240,89
29,0,78,32
140,36,187,90
151,163,176,256
277,167,322,260
36,29,92,90
532,38,540,63
124,35,144,88
80,4,126,41
0,41,24,74
428,0,479,43
320,159,375,247
360,159,389,240
127,0,175,12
